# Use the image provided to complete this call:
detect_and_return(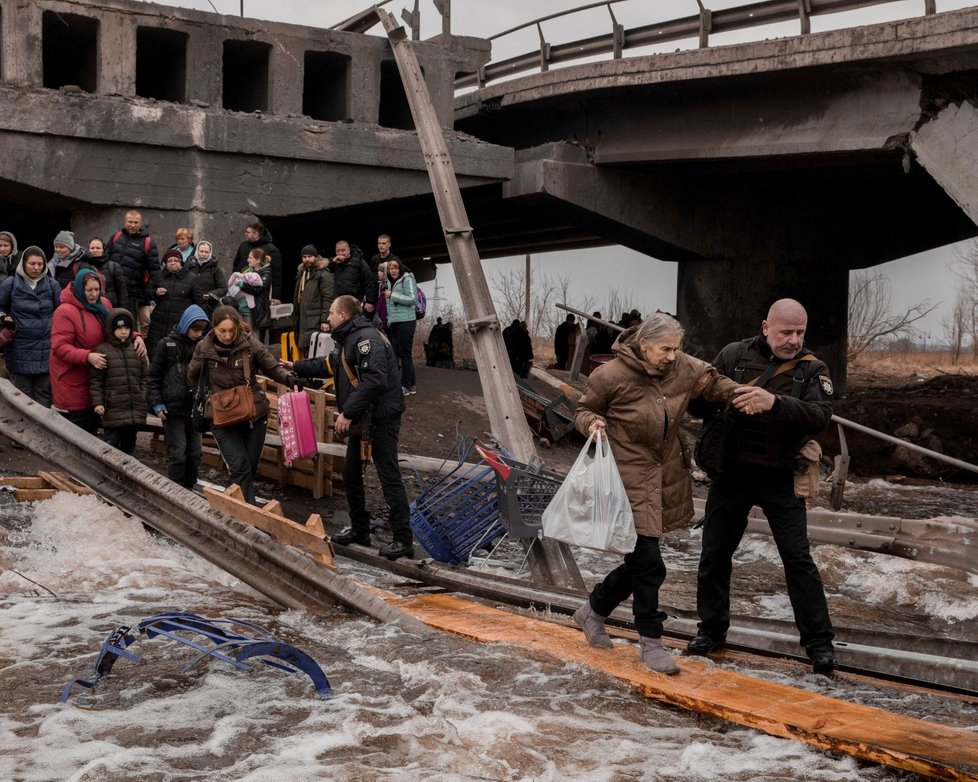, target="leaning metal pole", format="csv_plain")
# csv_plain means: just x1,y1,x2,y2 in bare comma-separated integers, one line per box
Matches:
378,8,583,589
